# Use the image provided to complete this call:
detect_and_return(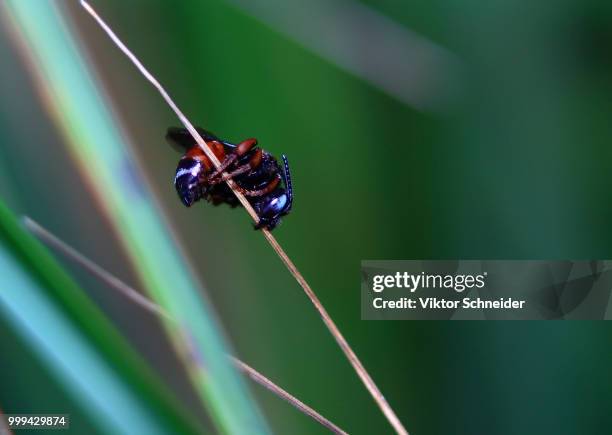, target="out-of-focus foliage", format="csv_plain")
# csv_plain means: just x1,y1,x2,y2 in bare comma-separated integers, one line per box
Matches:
0,199,203,434
1,0,611,434
2,1,269,433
